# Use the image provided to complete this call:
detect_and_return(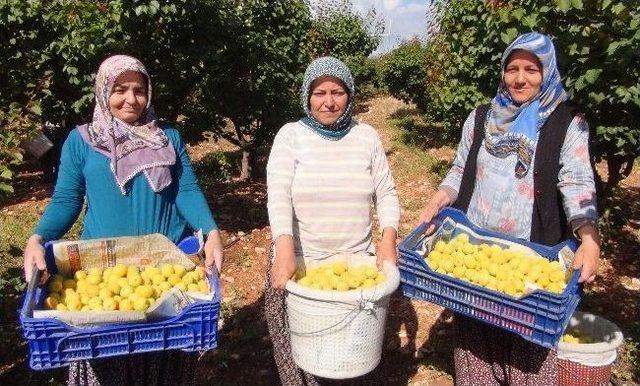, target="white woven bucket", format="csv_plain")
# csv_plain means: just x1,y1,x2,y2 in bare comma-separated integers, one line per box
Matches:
285,254,400,379
556,312,624,386
557,311,624,366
